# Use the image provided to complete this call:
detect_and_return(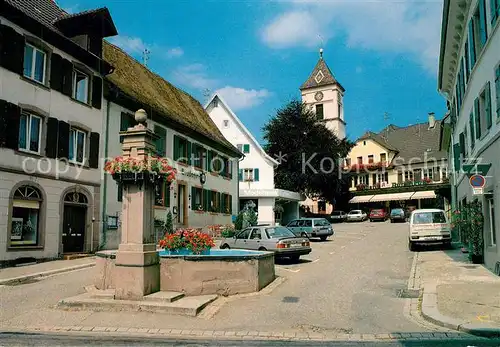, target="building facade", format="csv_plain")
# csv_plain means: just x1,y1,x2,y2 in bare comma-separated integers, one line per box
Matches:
101,44,242,249
300,50,347,214
346,114,450,212
205,94,301,226
0,1,117,263
438,0,500,272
